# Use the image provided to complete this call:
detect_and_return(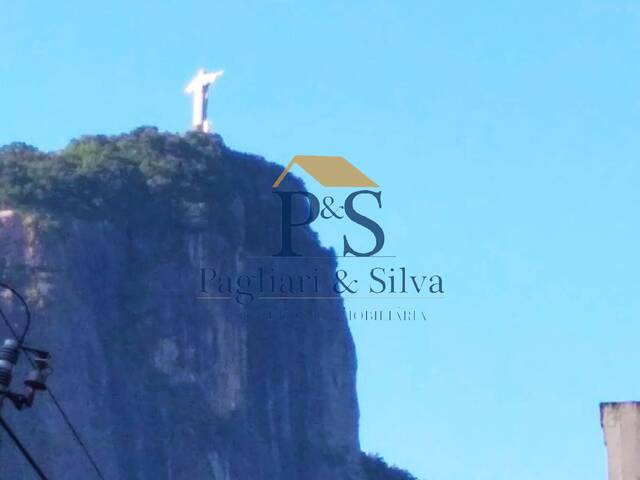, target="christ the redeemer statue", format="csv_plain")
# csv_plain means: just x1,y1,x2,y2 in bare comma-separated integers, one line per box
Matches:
185,68,224,133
